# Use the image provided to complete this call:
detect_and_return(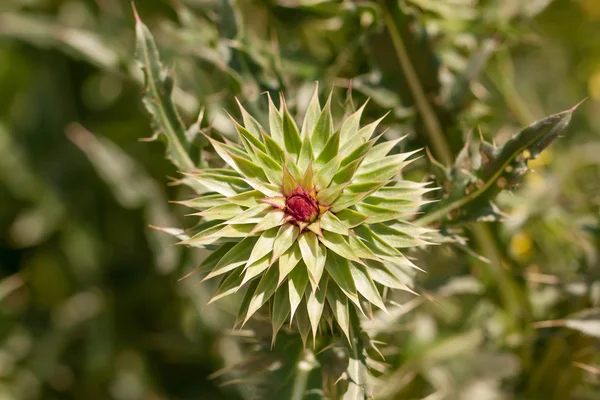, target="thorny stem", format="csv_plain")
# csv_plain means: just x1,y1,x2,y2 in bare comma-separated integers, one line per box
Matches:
377,0,453,166
376,1,526,352
349,306,373,399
